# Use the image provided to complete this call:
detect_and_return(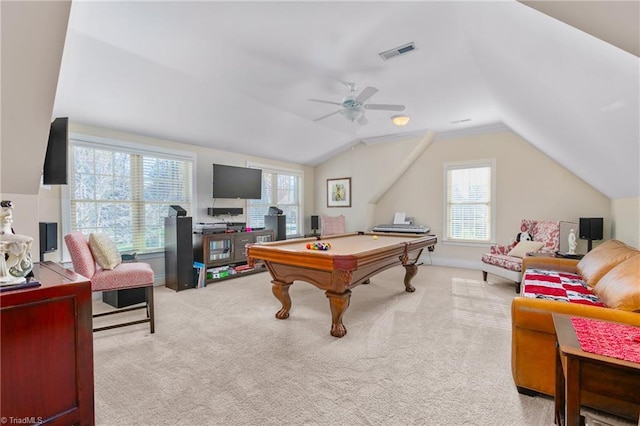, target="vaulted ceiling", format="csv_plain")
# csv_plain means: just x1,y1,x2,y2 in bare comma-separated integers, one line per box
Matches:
20,1,640,199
